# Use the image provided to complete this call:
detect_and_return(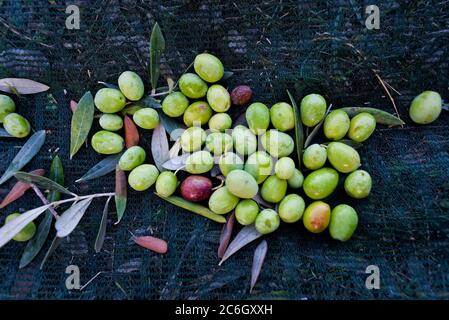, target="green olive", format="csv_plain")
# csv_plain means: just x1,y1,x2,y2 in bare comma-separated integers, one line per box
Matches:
94,88,126,113
260,175,287,203
119,146,146,171
232,125,257,156
287,169,304,189
207,84,231,112
235,199,259,225
185,151,214,174
329,204,358,241
183,101,213,127
128,164,159,191
409,91,442,124
208,186,239,214
348,113,376,142
246,102,270,135
270,102,295,132
155,171,178,197
261,129,294,158
344,169,372,199
133,108,159,129
194,53,224,83
3,113,30,138
279,194,305,223
99,114,123,131
0,94,15,123
180,127,206,152
327,142,361,173
303,167,339,200
324,110,350,140
118,71,144,101
162,92,189,117
255,209,280,234
179,73,208,99
244,151,273,184
303,201,331,233
274,157,295,180
208,113,232,132
303,144,327,170
300,94,327,127
218,152,244,176
225,169,259,199
91,130,124,154
5,213,37,241
205,132,233,155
